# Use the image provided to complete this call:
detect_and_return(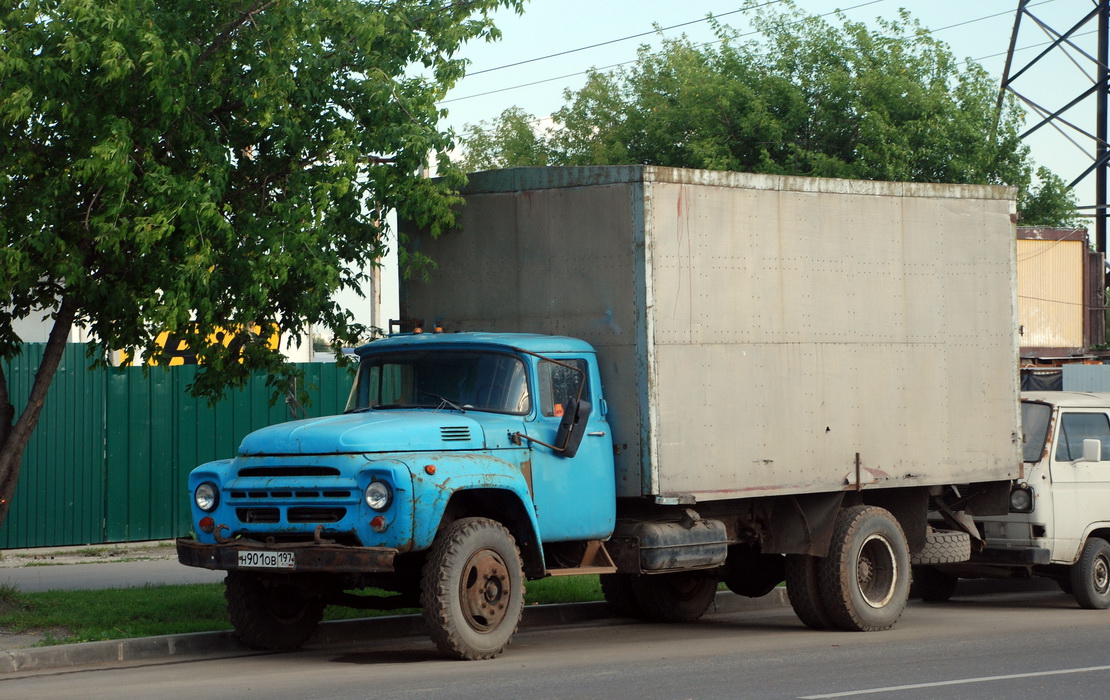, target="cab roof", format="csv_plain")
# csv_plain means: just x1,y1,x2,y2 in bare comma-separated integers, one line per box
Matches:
1022,391,1110,408
354,331,596,357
